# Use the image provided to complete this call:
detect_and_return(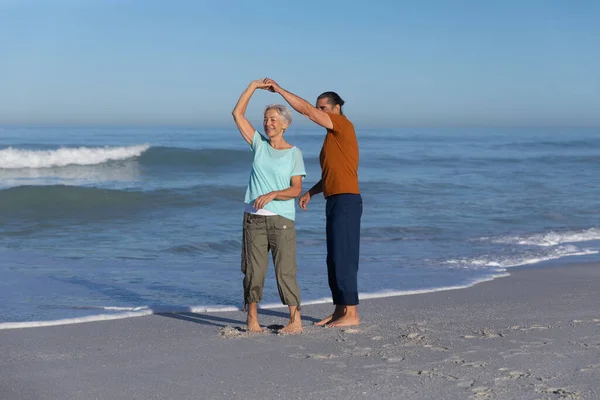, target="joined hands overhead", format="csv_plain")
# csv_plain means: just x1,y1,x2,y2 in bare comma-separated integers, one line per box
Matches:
250,78,280,93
